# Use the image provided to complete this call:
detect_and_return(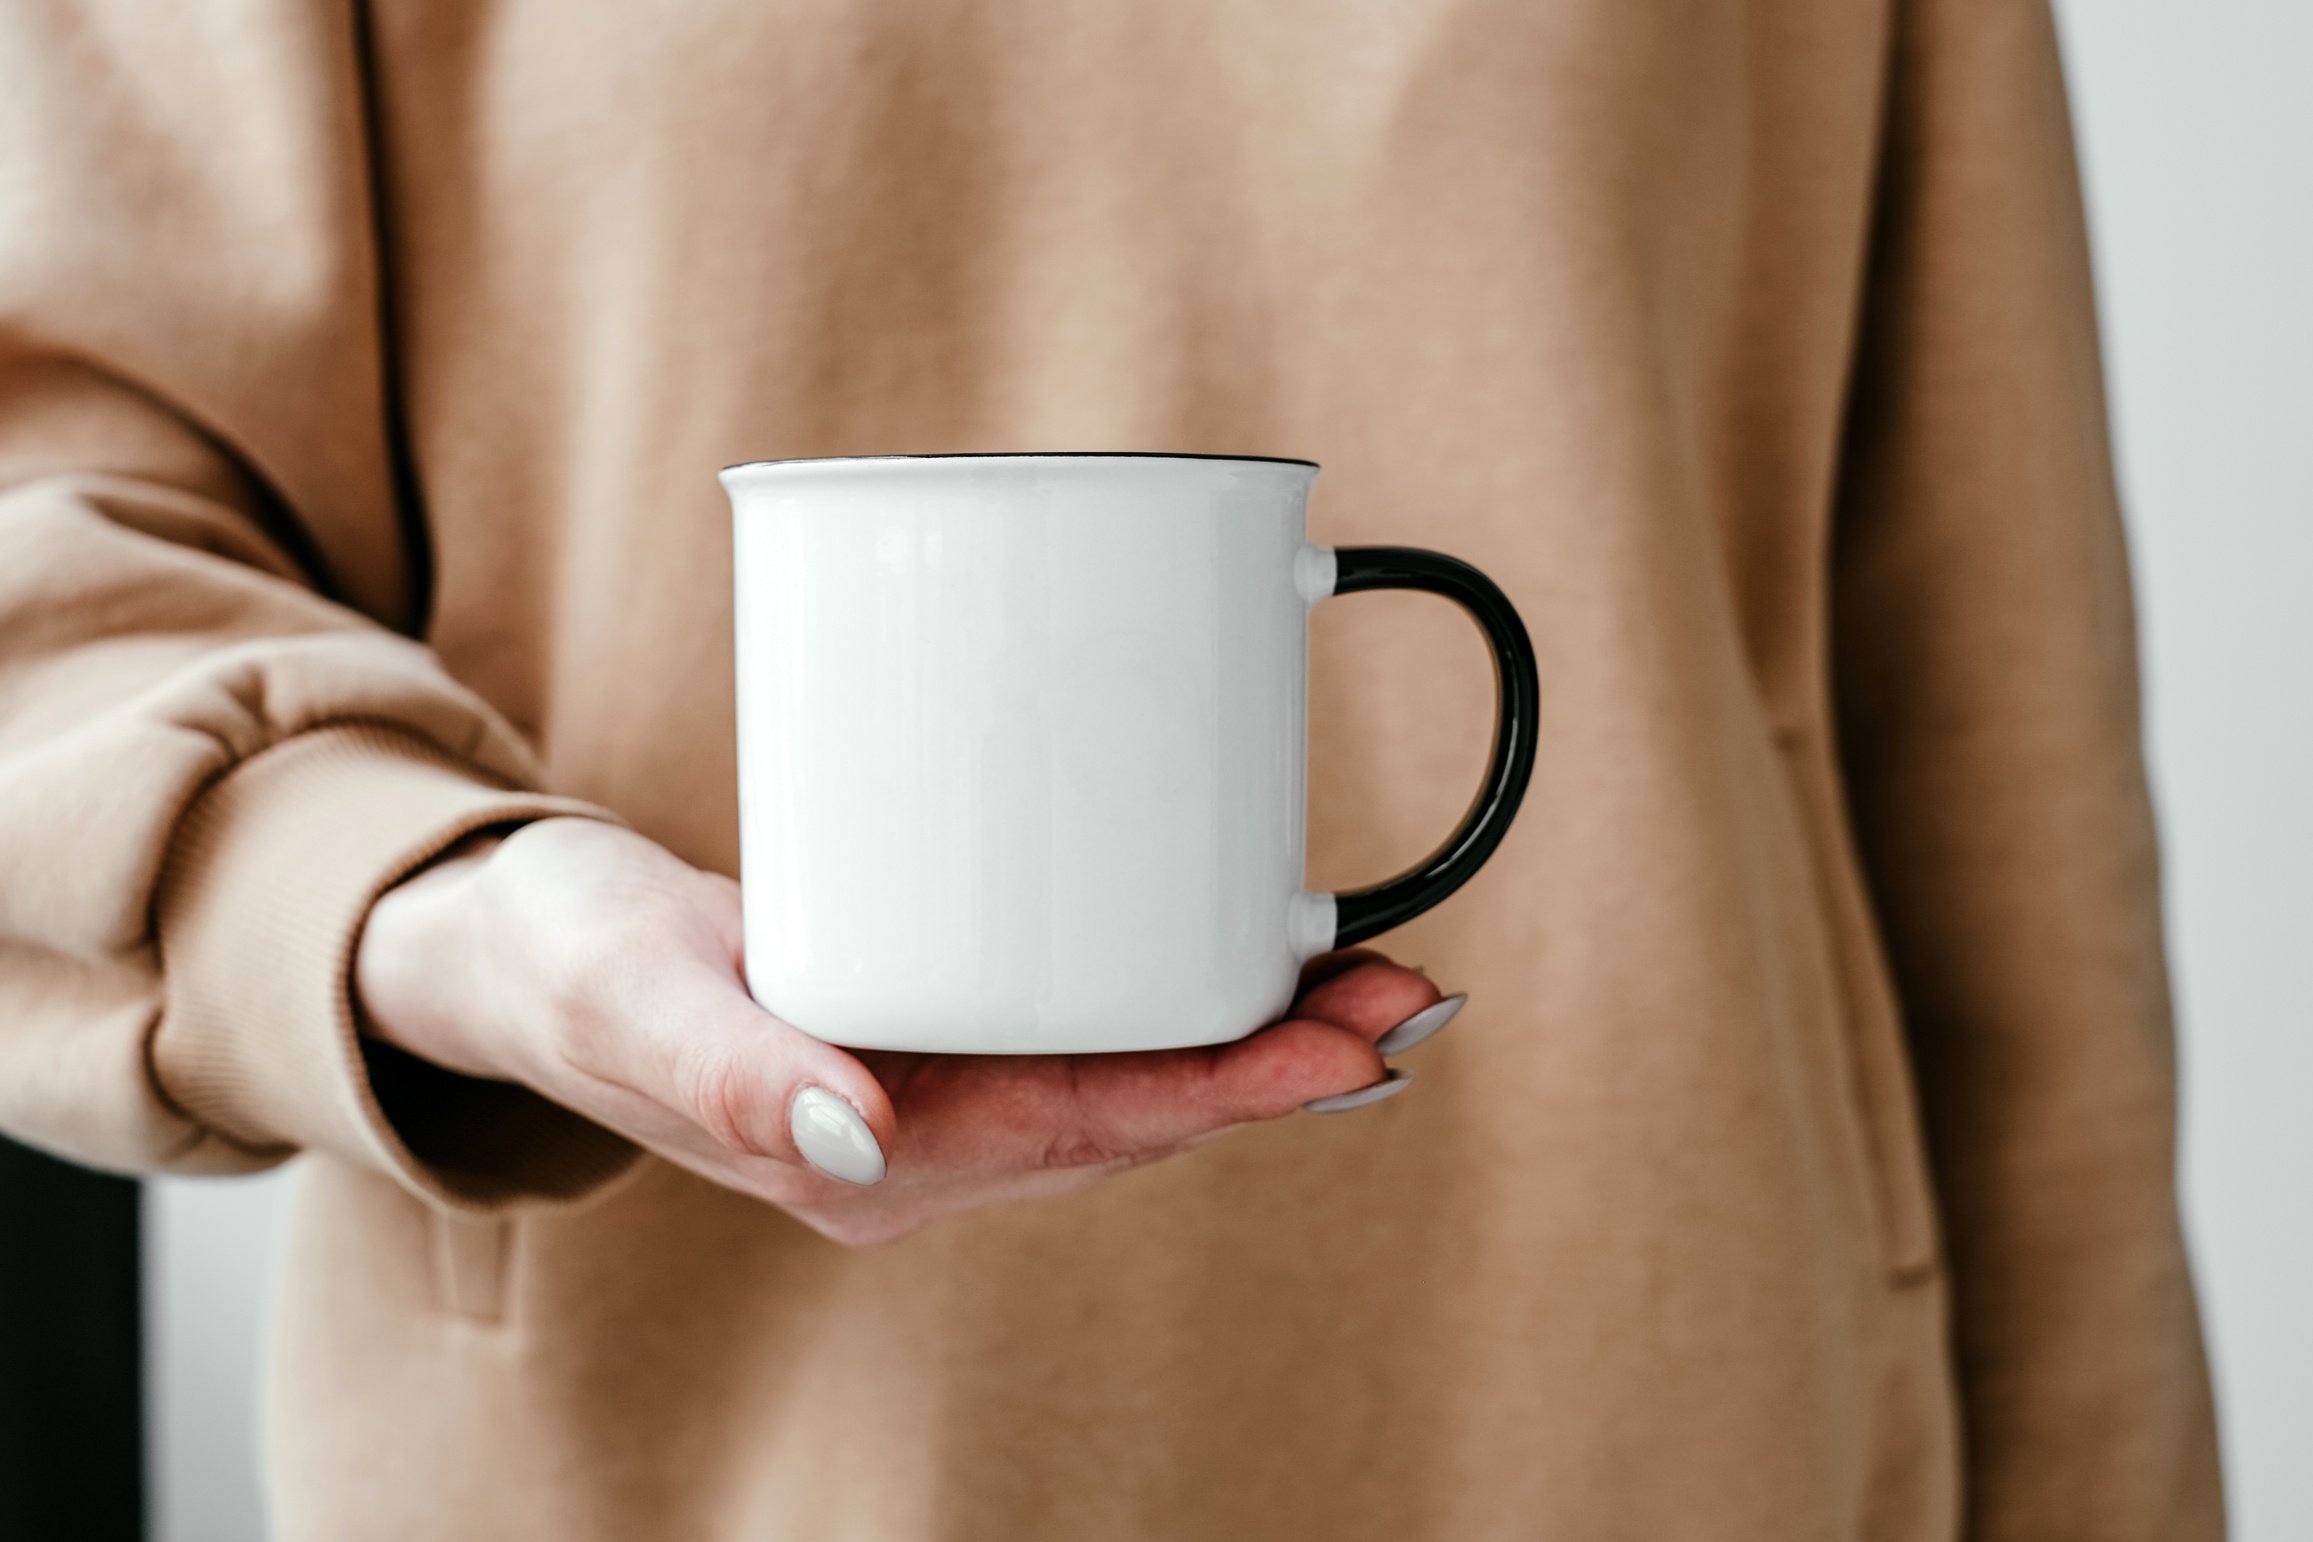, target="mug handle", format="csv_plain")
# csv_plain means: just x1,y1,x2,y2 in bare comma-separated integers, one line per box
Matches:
1301,545,1541,951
